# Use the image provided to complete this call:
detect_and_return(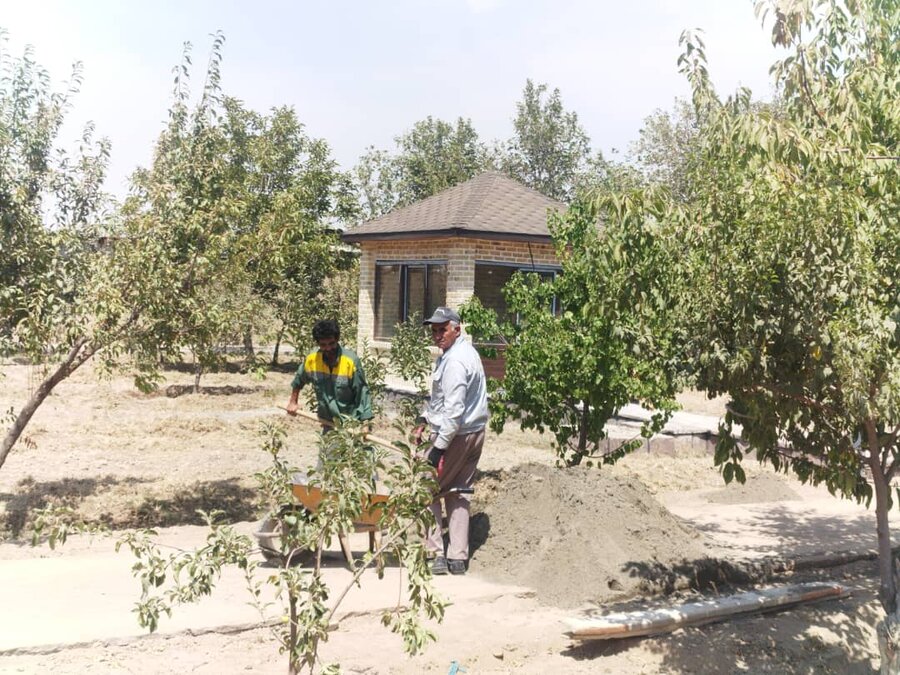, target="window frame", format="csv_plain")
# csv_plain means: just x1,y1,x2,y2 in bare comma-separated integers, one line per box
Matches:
473,259,562,319
374,259,448,340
